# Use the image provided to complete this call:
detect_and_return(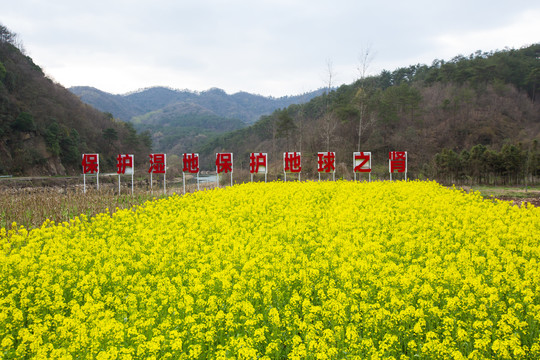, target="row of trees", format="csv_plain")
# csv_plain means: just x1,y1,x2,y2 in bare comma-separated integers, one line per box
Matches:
434,142,540,185
371,46,540,102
